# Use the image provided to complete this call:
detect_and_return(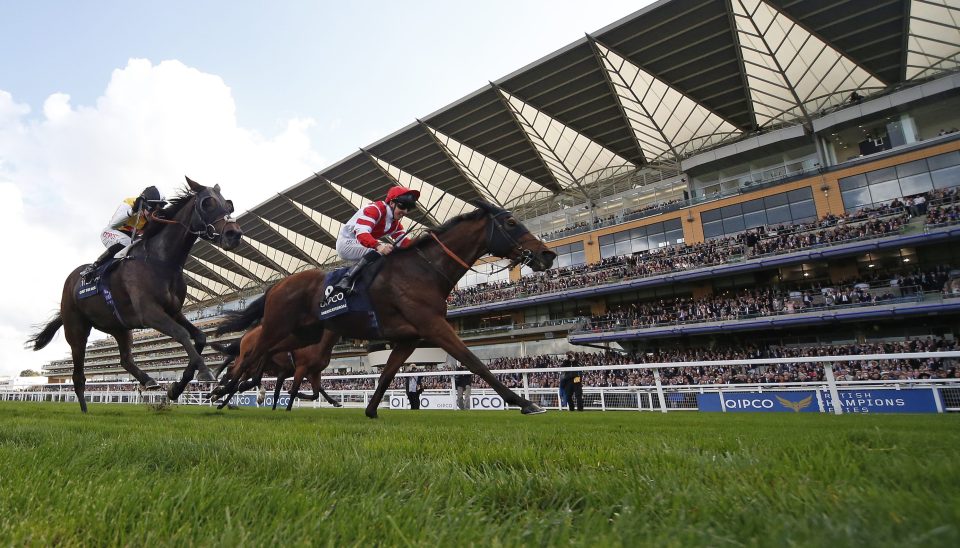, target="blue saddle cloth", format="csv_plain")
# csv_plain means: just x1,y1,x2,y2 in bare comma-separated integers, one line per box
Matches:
318,266,382,337
76,257,128,328
76,258,120,300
